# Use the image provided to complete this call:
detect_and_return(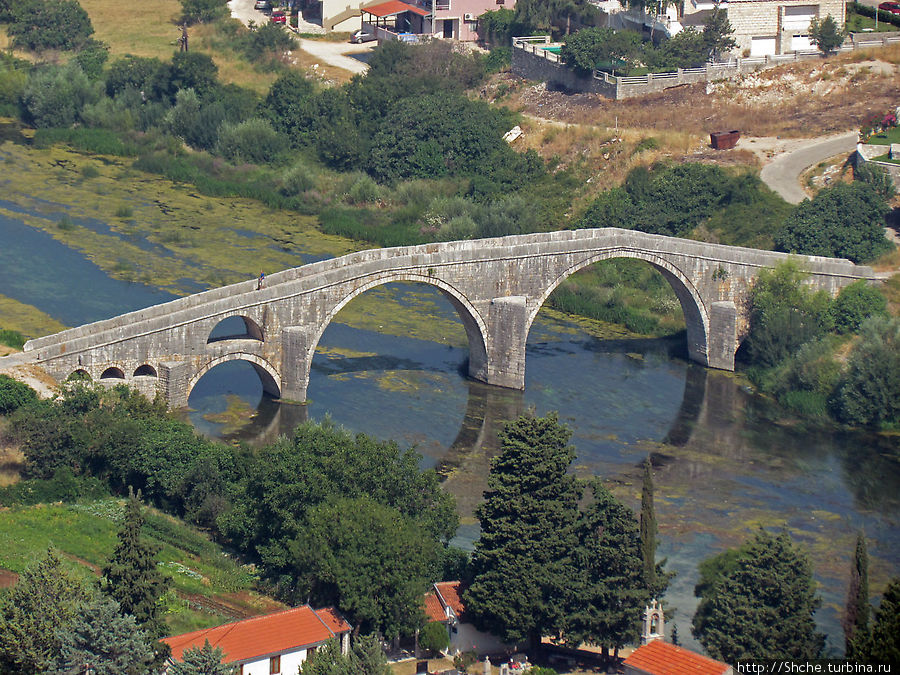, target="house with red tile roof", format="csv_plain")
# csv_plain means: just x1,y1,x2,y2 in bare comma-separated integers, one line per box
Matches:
161,605,352,675
623,640,733,675
423,581,515,656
